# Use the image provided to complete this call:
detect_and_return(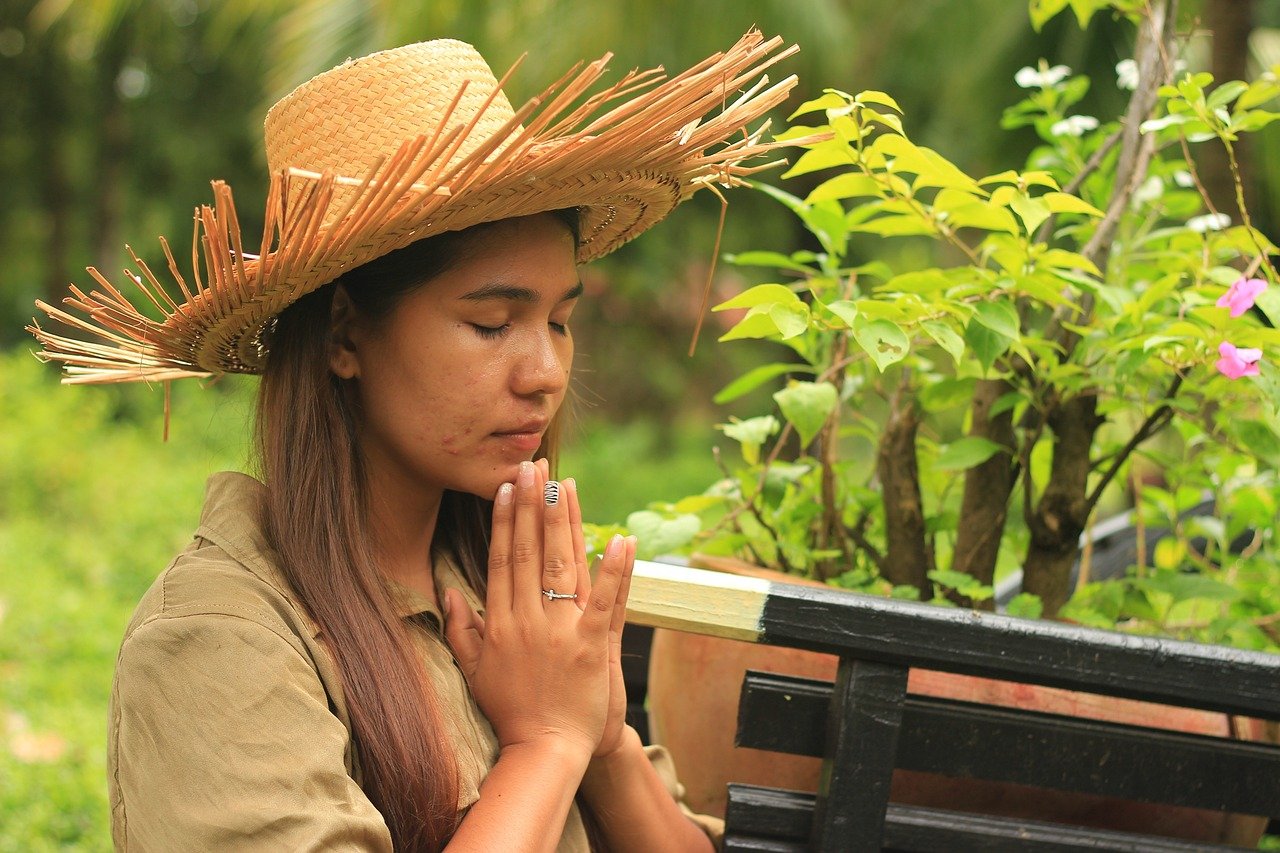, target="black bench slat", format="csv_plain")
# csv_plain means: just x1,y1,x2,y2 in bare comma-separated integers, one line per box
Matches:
737,670,1280,816
811,659,907,850
757,583,1280,717
726,784,1243,852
